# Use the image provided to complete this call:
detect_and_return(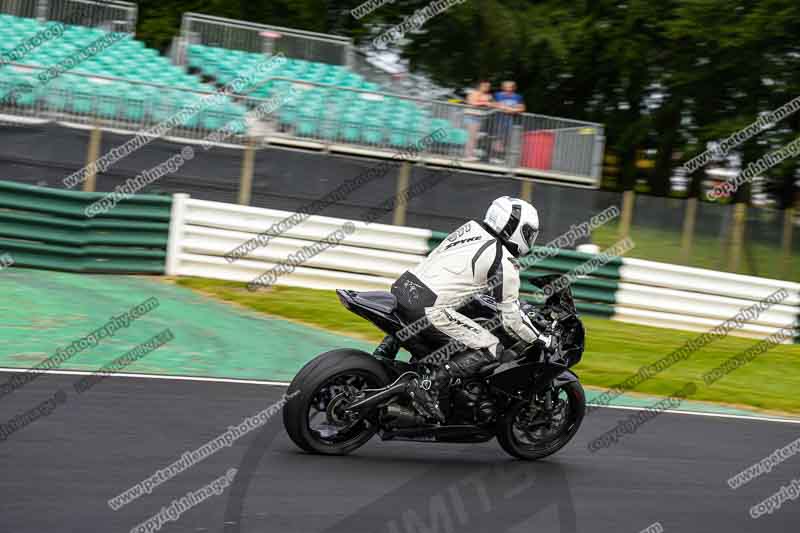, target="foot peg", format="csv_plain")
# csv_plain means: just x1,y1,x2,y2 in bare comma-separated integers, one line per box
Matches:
406,376,445,424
